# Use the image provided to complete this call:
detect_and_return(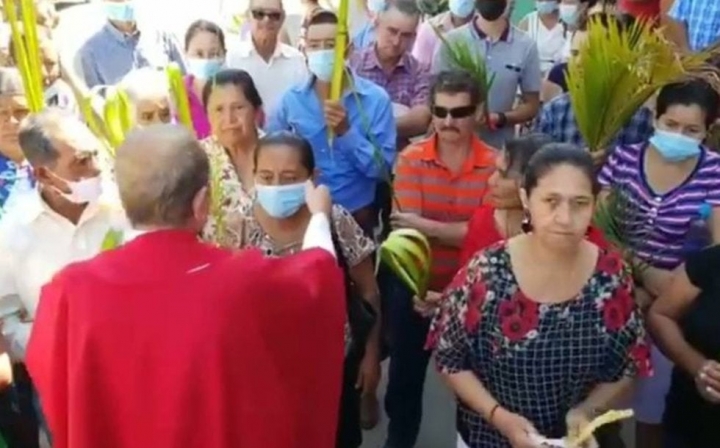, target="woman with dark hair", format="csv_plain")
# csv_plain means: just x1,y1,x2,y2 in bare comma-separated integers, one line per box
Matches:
598,79,720,448
237,131,381,448
428,144,650,448
200,69,264,248
183,19,226,139
459,133,607,265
